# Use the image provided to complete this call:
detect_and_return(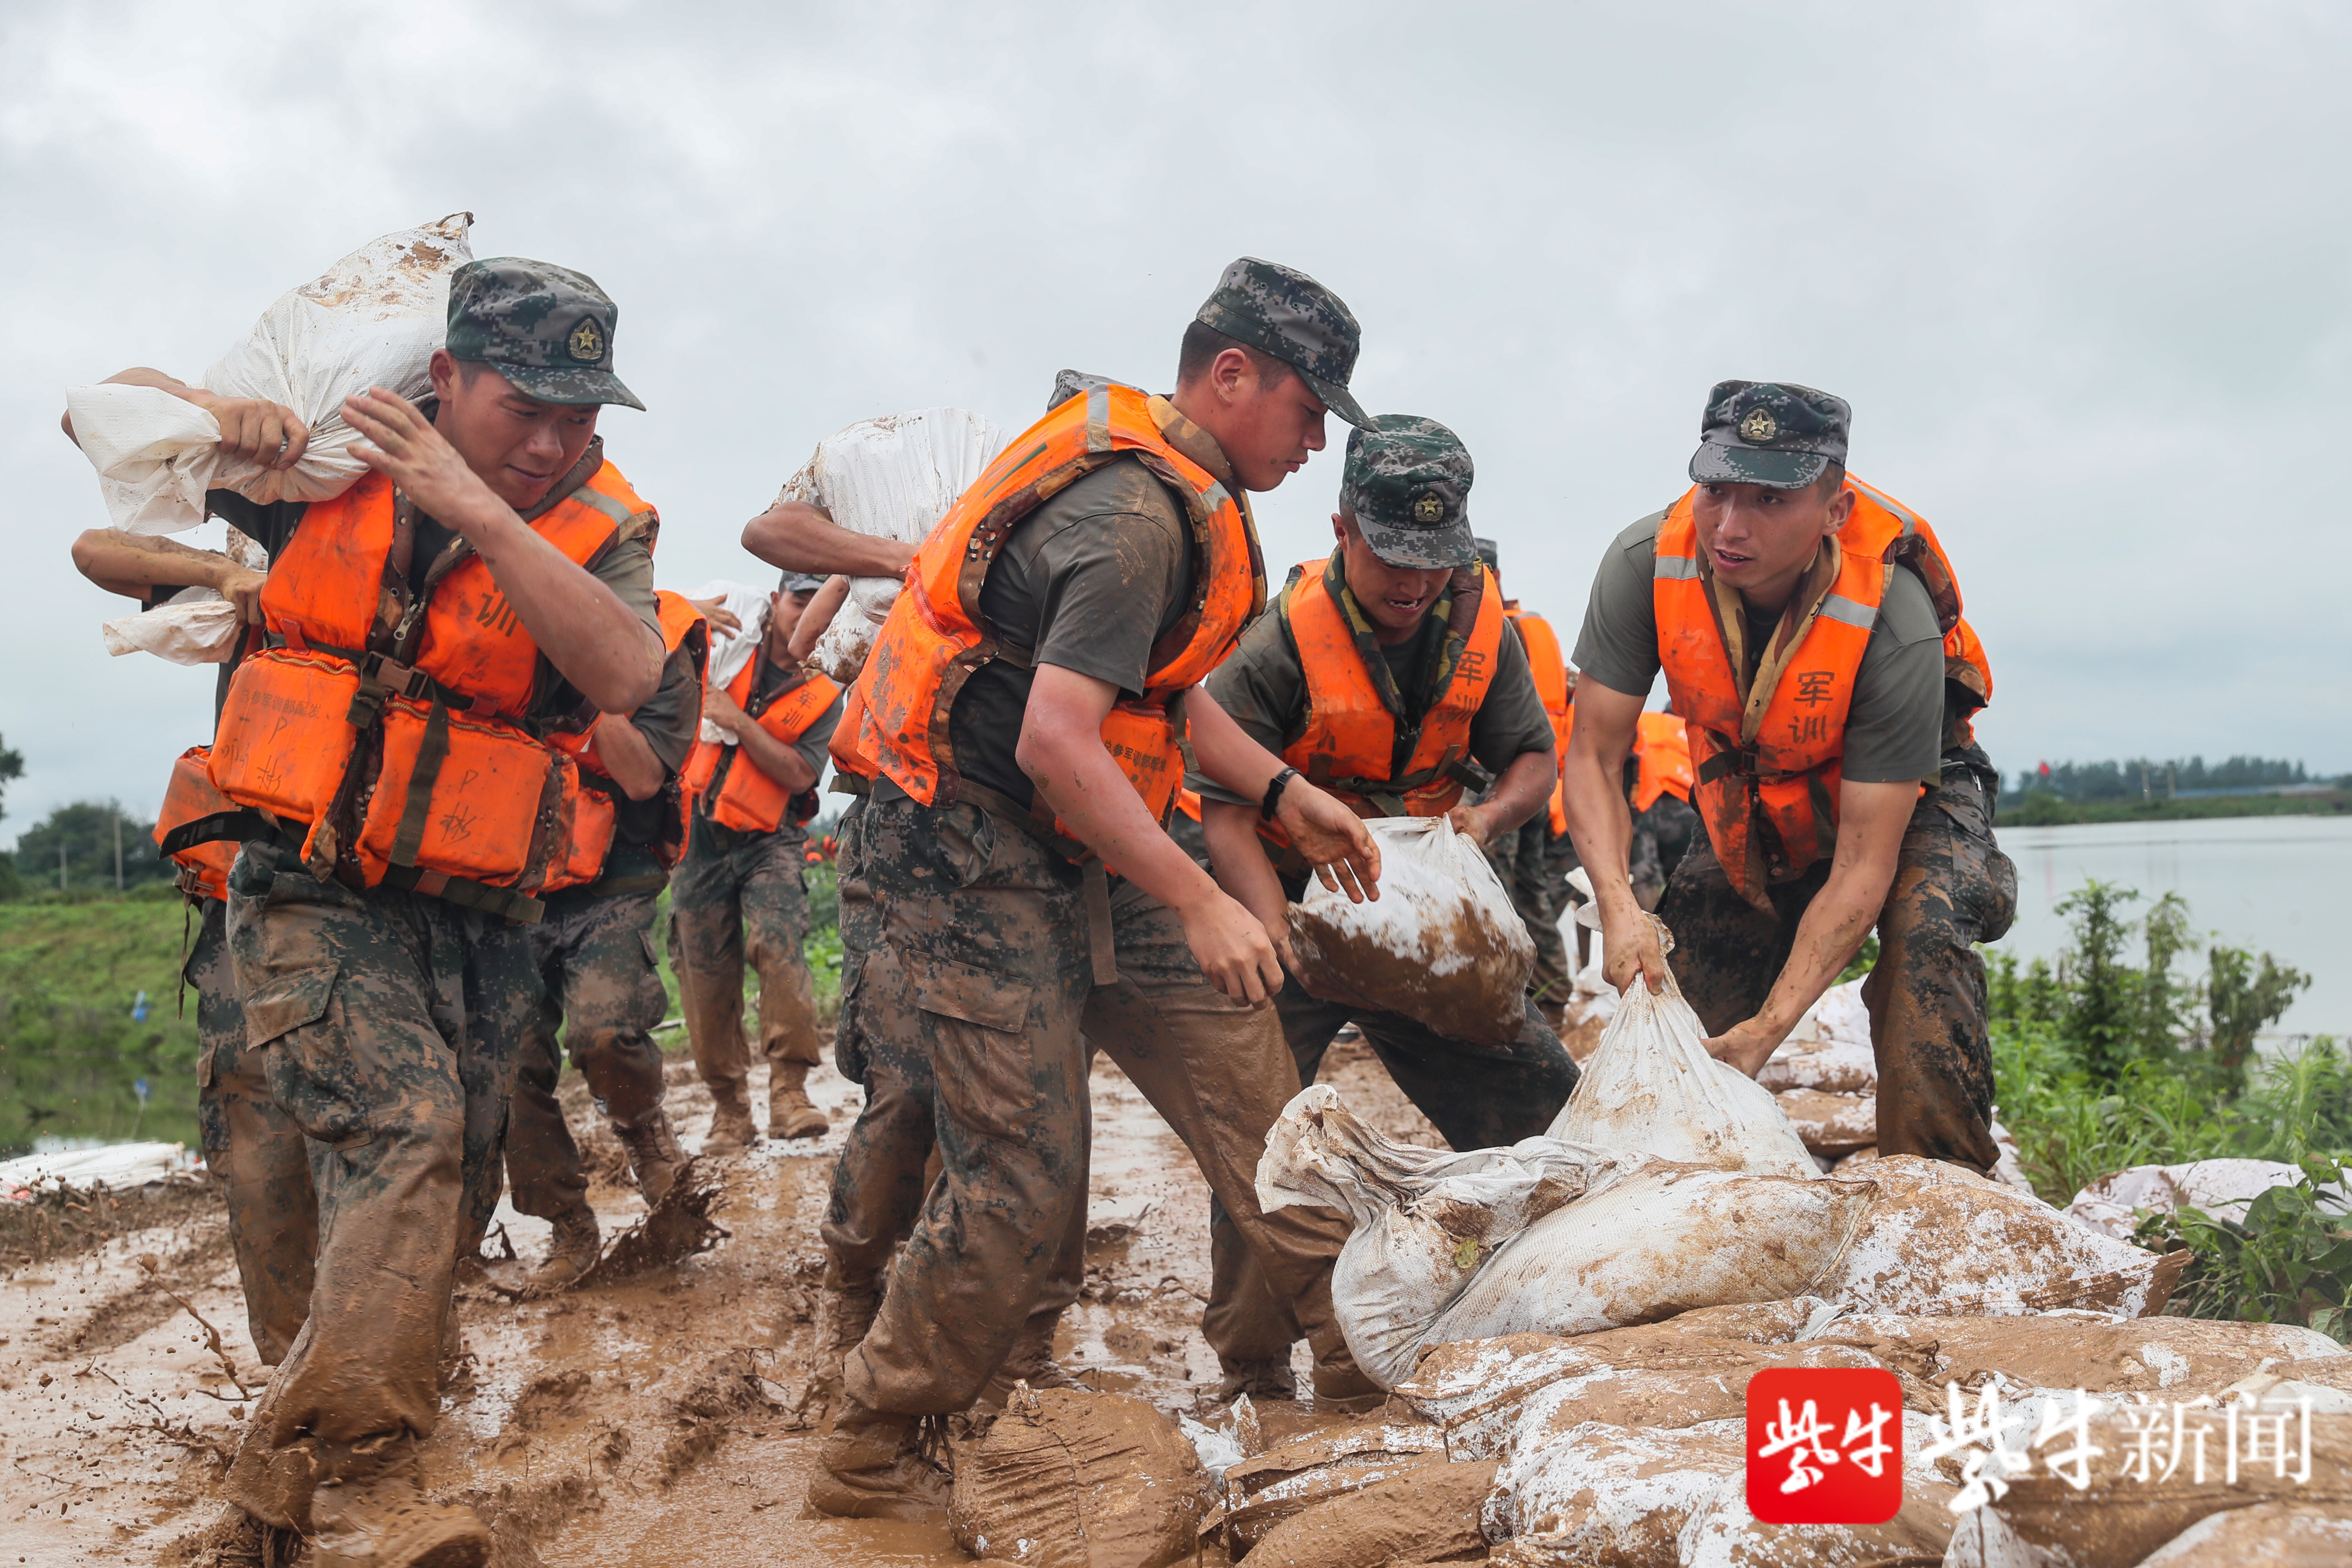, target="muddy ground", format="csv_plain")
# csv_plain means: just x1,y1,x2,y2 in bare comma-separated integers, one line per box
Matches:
0,1033,1446,1566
